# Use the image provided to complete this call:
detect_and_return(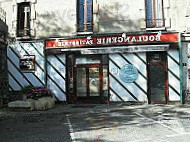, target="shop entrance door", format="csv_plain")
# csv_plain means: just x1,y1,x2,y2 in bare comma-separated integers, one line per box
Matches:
75,65,103,103
66,54,109,104
147,52,168,104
